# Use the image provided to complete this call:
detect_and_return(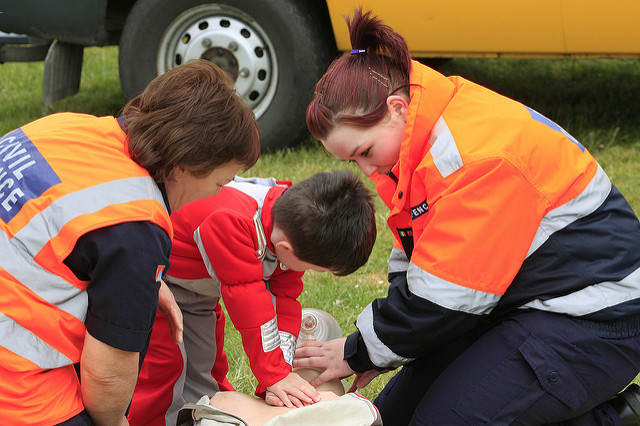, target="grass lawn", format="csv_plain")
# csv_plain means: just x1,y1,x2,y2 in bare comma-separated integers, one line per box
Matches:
1,47,639,399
